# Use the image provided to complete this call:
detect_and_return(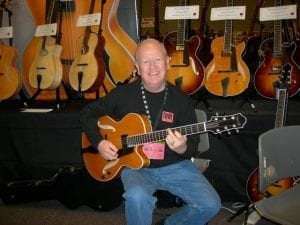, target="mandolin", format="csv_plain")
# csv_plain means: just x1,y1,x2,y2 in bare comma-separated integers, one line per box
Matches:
163,0,205,95
82,112,247,182
68,0,105,93
204,0,250,97
254,0,300,99
28,0,63,90
0,3,22,100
